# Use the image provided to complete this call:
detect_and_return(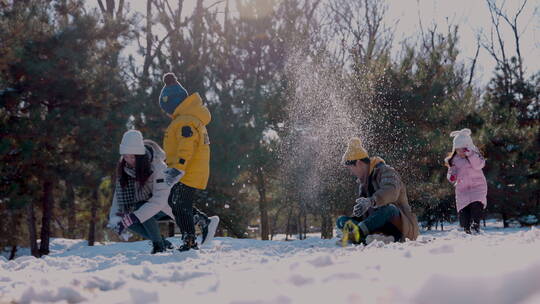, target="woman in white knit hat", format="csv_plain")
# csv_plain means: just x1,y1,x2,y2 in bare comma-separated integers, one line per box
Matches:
445,128,488,234
108,130,219,253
